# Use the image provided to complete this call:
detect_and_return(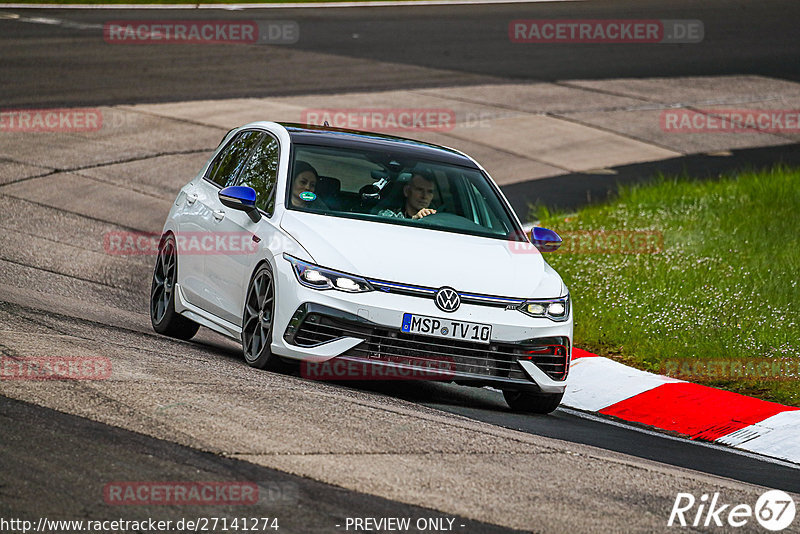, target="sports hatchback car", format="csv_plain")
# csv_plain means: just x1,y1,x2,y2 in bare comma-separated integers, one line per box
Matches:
151,122,572,413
